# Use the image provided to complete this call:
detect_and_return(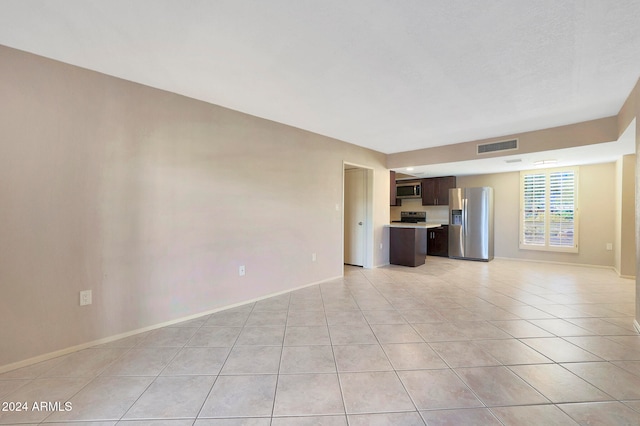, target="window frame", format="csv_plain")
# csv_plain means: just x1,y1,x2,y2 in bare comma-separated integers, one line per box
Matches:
519,166,579,253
